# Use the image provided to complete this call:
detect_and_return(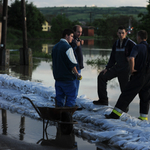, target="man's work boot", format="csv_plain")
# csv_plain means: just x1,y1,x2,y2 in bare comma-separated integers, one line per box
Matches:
125,106,129,113
138,116,148,121
105,112,120,119
93,100,108,105
105,108,122,119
